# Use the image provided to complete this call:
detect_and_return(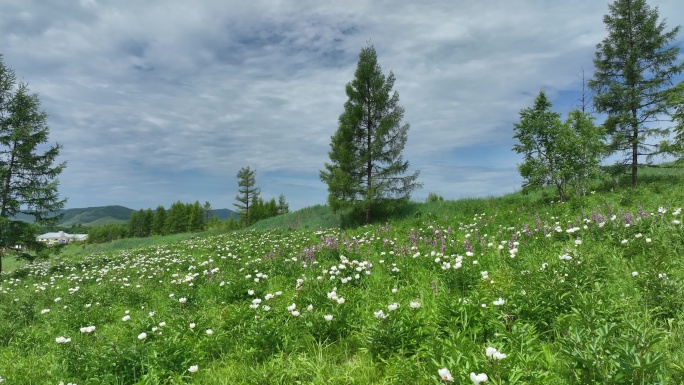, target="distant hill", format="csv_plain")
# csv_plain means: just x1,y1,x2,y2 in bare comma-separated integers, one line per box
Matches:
13,205,237,227
212,208,239,220
60,205,134,226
